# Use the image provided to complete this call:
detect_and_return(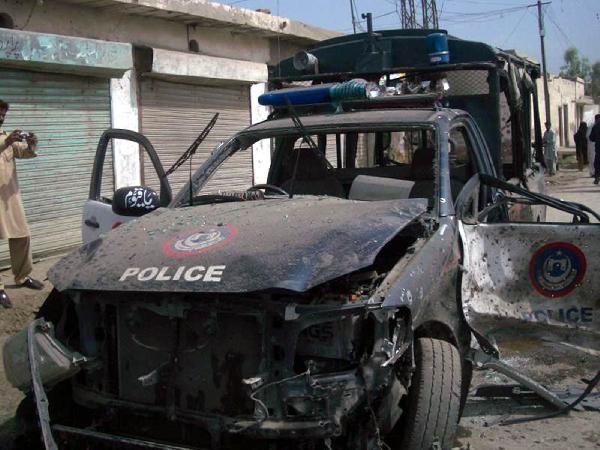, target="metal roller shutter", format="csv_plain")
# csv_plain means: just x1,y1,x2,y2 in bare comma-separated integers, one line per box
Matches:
140,79,252,196
0,68,112,264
